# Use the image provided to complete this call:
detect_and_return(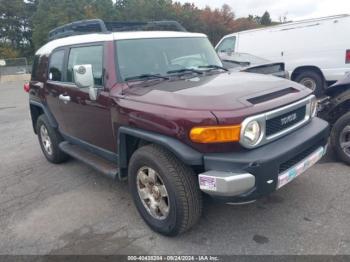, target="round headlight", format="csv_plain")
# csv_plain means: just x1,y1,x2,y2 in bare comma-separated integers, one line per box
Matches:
242,120,261,146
